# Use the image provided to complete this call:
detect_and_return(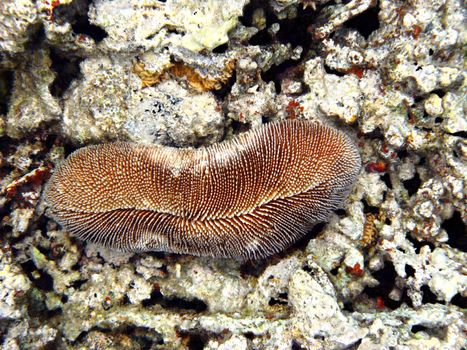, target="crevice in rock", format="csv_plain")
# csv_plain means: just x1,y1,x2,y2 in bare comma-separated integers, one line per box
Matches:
230,119,251,135
402,172,421,197
442,211,466,252
362,199,379,214
450,293,466,309
74,325,164,348
362,261,408,309
125,326,164,349
344,1,380,39
431,89,446,98
262,59,304,94
363,127,385,140
323,64,346,77
405,264,415,277
54,0,108,42
25,24,46,51
448,131,467,139
292,339,306,349
176,329,210,350
275,6,317,50
0,70,14,115
406,233,436,254
212,43,229,54
268,292,288,306
20,260,54,292
212,69,237,100
286,222,326,256
70,278,88,290
411,324,429,333
420,285,444,305
49,47,84,98
142,287,207,312
240,258,270,278
238,2,320,113
380,173,392,189
241,0,275,46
